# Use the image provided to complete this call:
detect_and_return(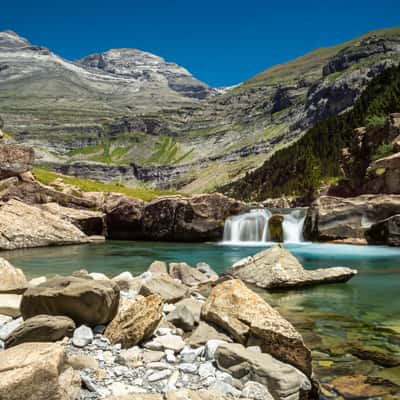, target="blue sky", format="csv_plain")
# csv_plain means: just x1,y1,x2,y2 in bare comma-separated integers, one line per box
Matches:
1,0,399,86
